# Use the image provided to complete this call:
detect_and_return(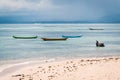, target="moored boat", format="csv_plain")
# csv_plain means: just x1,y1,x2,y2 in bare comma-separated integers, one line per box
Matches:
89,28,104,30
62,35,82,38
13,36,38,39
41,38,67,41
